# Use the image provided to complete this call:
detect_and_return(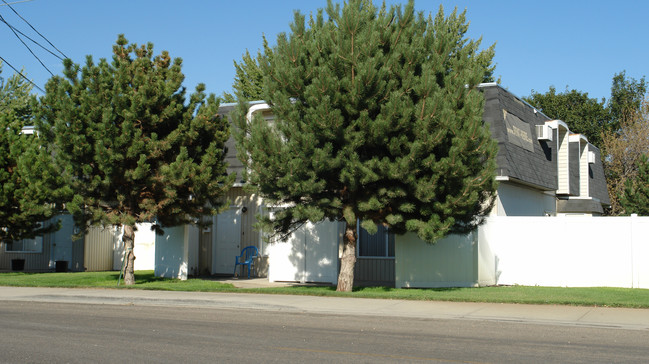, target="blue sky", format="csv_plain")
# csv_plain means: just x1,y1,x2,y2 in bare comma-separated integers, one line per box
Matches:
1,0,647,102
